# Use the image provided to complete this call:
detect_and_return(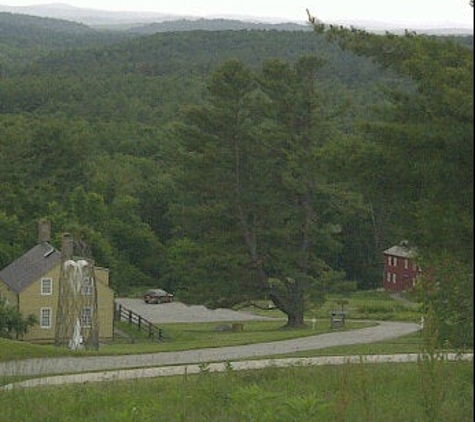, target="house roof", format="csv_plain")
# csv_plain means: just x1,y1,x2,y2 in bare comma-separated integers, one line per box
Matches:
0,242,61,294
383,244,417,259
